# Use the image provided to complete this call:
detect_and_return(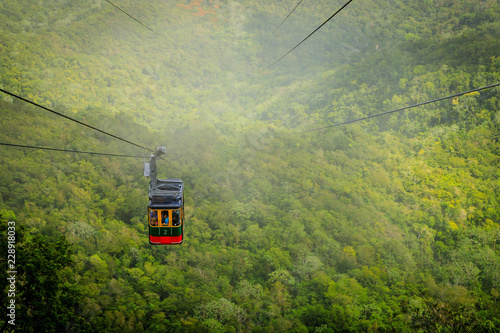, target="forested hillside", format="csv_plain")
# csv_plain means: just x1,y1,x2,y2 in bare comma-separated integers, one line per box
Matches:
1,0,499,332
